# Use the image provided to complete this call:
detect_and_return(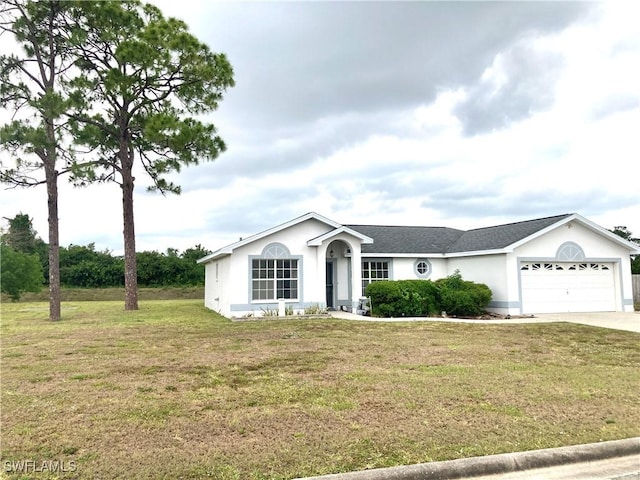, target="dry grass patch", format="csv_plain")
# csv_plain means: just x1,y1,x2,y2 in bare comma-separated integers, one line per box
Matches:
1,300,639,479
